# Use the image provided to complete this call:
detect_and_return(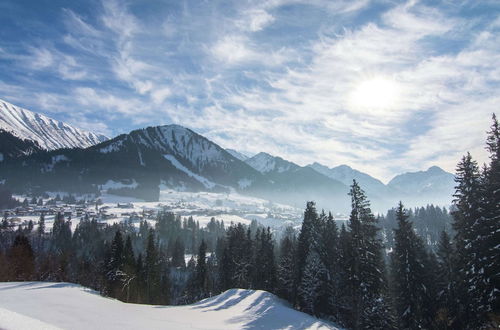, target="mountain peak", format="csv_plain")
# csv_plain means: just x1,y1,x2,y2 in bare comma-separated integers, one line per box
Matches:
427,165,445,174
245,152,298,174
0,98,108,150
